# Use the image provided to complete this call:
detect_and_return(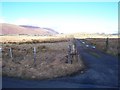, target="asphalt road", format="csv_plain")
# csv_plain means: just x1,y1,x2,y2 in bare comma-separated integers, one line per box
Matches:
2,39,119,88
